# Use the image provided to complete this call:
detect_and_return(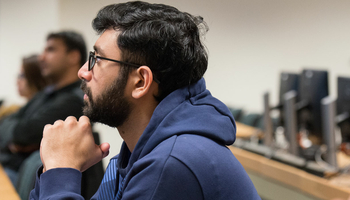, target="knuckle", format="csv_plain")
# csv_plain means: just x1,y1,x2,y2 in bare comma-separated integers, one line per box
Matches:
53,120,63,126
66,116,77,122
80,120,91,130
43,124,51,136
79,116,91,128
79,116,89,122
66,117,77,126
